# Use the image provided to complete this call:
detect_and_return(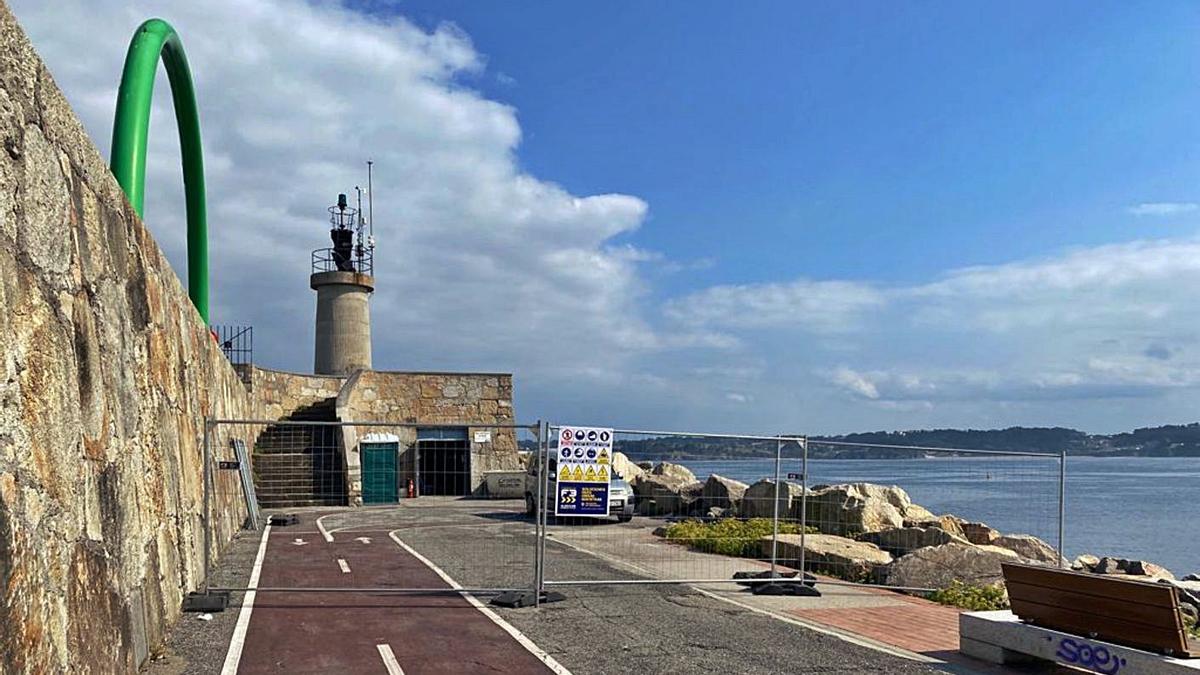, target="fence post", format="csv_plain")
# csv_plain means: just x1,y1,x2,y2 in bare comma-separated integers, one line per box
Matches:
770,437,782,577
1058,449,1067,568
533,421,546,606
798,437,809,580
202,418,212,594
538,423,552,596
